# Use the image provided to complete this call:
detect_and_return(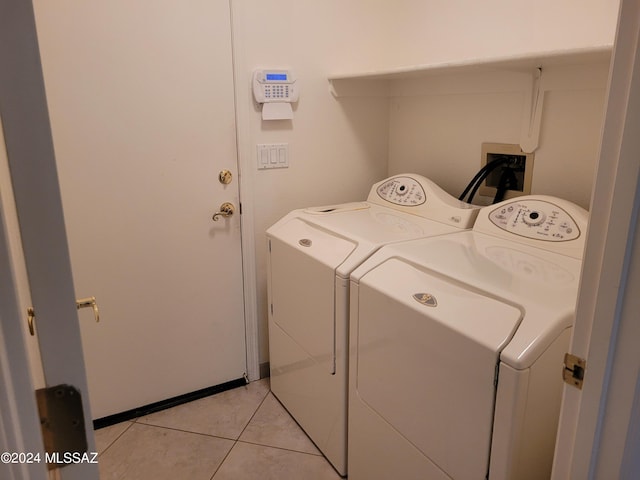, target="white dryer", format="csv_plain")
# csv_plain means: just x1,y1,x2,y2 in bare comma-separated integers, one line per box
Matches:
348,195,588,480
266,175,480,476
